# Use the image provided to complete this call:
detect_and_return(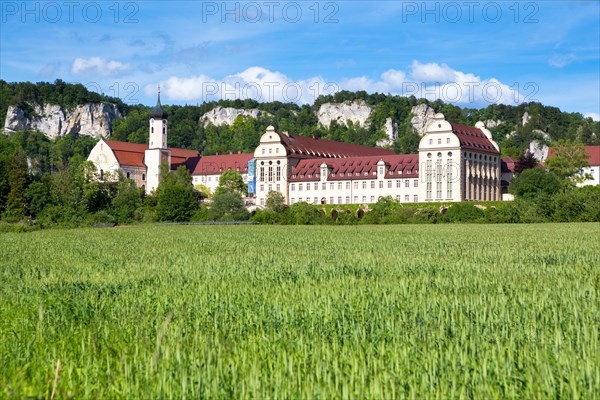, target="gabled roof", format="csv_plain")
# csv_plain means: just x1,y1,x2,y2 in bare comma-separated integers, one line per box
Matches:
290,154,419,182
103,140,200,169
547,145,600,166
278,133,395,159
192,152,254,175
450,123,499,154
501,157,518,173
